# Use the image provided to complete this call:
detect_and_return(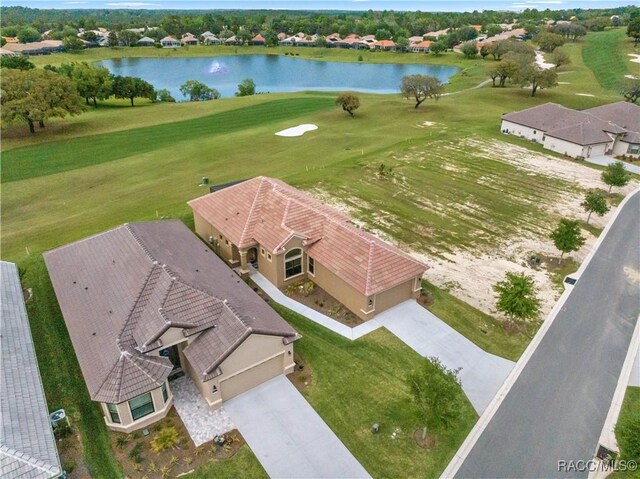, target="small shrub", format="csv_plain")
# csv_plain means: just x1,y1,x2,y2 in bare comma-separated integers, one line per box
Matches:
115,434,129,449
62,459,76,474
358,54,363,61
53,422,72,440
151,426,180,453
183,456,194,465
129,442,144,463
298,373,308,382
